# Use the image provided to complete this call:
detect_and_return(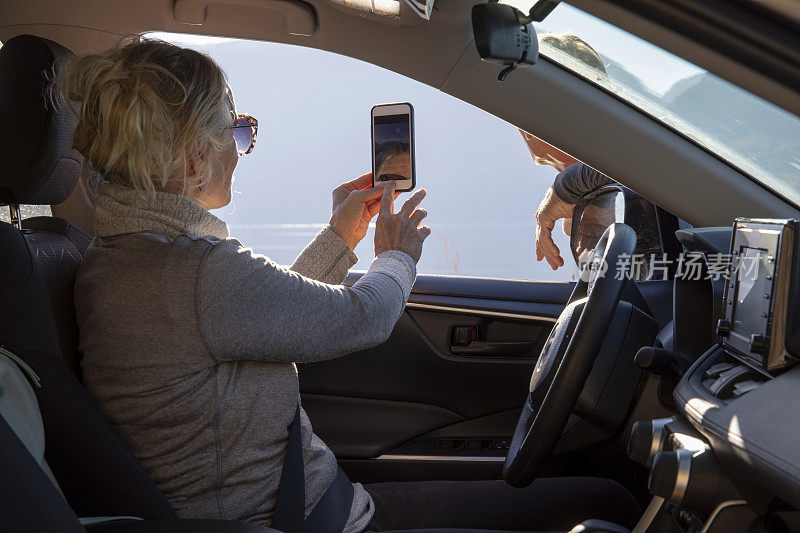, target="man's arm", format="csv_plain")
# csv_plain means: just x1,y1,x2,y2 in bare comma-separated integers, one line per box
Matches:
552,163,615,204
535,163,615,270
